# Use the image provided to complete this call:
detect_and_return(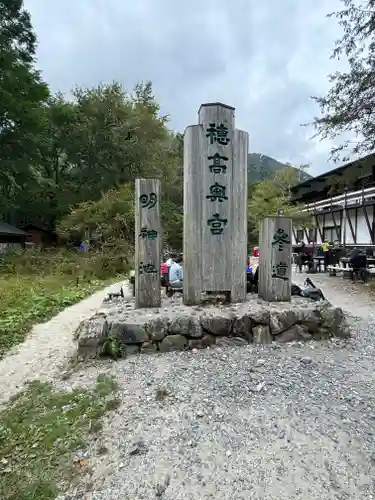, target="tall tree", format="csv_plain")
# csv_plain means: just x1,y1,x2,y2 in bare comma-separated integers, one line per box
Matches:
17,94,79,228
7,80,182,231
0,0,49,217
54,82,184,250
248,167,311,239
310,0,375,161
